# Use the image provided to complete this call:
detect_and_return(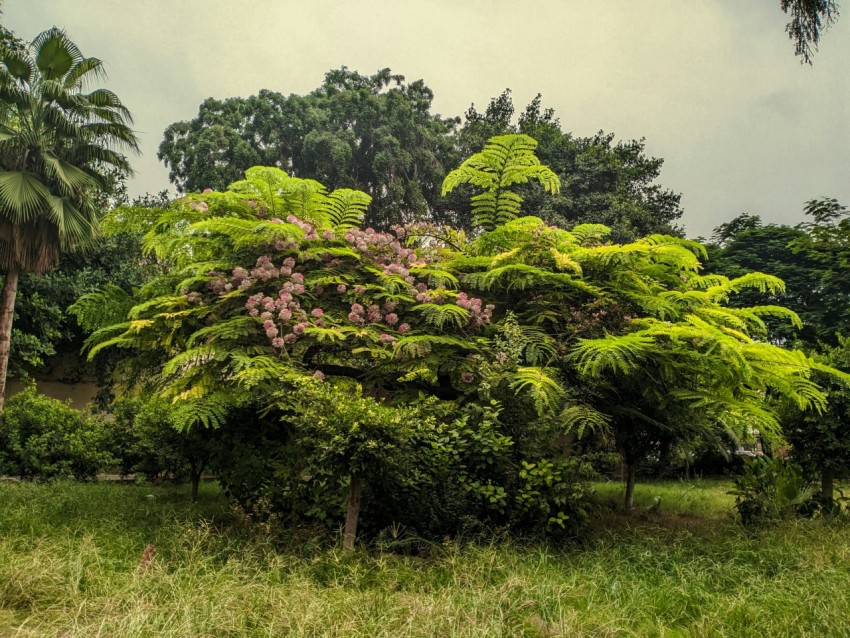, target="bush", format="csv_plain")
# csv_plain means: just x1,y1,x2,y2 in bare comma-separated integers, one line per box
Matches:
731,456,815,526
0,386,114,480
